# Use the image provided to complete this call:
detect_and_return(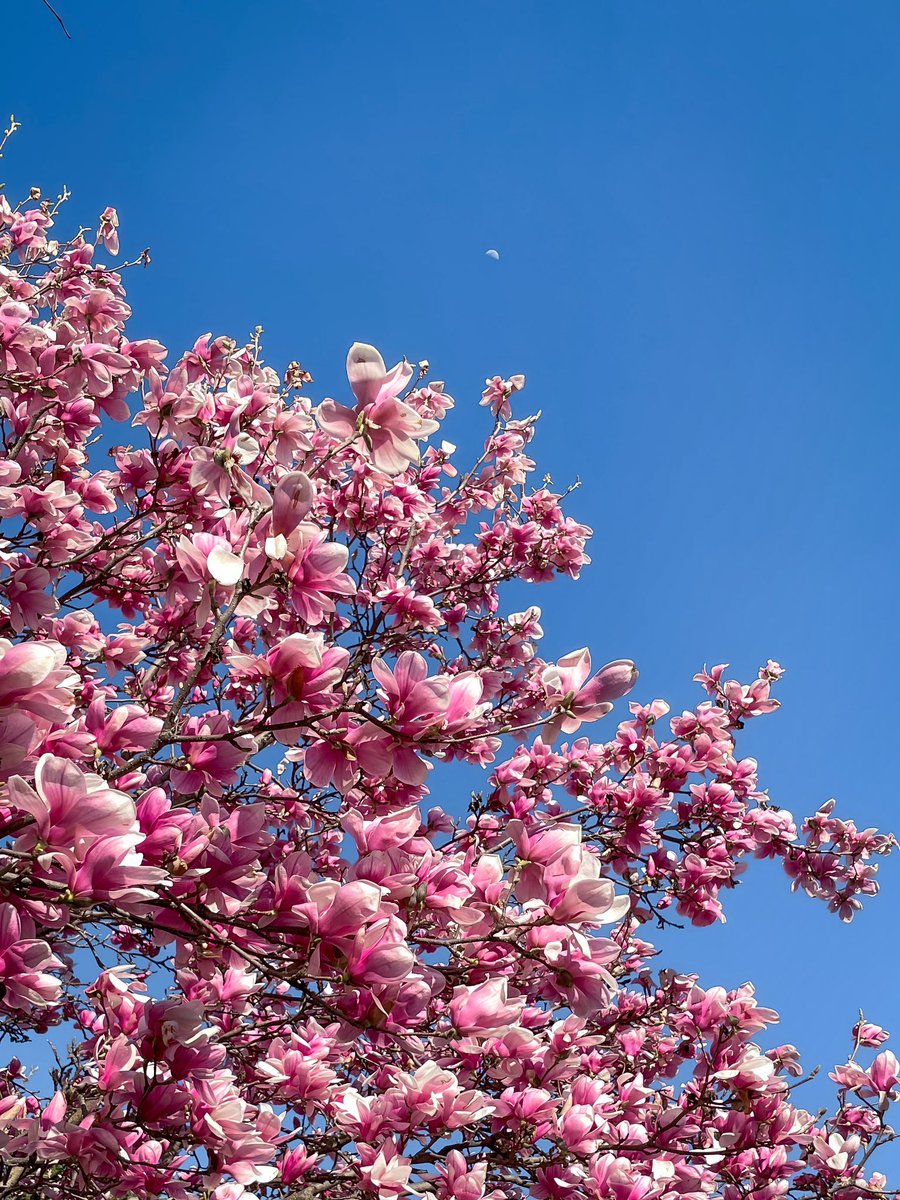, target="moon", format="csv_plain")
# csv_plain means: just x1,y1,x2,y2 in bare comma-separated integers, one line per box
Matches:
485,249,500,261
